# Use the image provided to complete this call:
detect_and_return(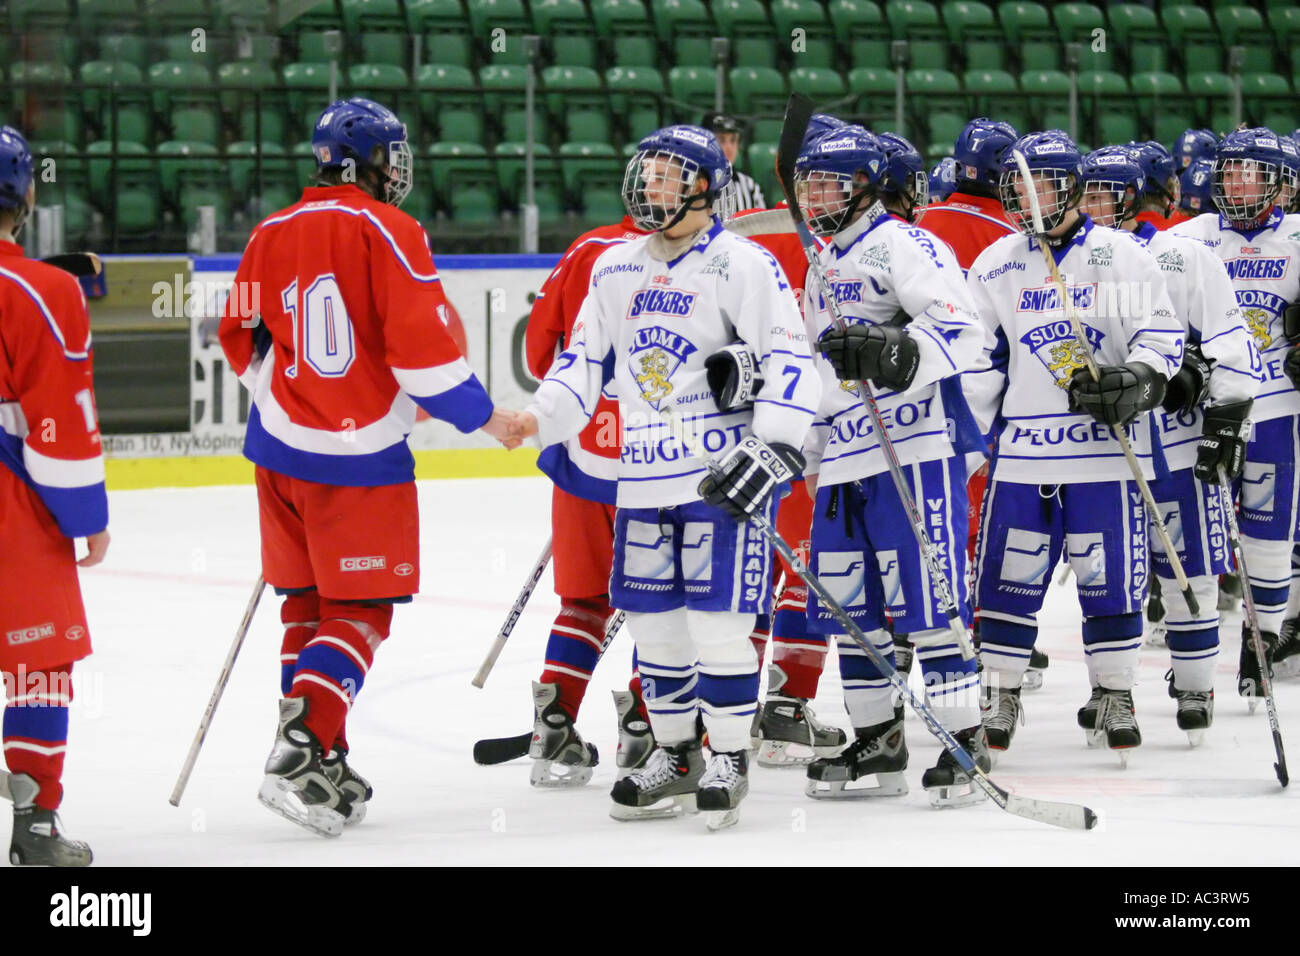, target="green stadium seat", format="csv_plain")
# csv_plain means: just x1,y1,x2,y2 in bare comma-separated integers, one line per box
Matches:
559,141,622,207
471,0,533,64
79,0,143,31
771,0,836,70
998,2,1058,70
480,65,550,143
714,0,776,70
1162,5,1223,73
495,142,565,221
653,0,715,67
667,66,717,113
847,66,896,120
594,0,657,65
886,1,948,69
906,68,964,112
747,141,779,204
1216,6,1271,51
343,0,408,30
94,34,149,70
225,141,289,195
409,0,466,30
148,61,215,115
409,0,475,66
534,0,600,69
1185,70,1235,130
1019,69,1071,128
30,141,92,240
830,0,891,71
292,140,317,186
1129,70,1184,113
925,112,967,156
1108,4,1167,73
170,107,221,145
543,66,609,143
964,69,1020,120
160,32,222,63
417,64,482,140
423,30,474,68
156,140,220,200
8,0,74,31
1056,3,1116,73
295,30,346,64
1270,7,1300,47
218,61,287,143
79,61,151,145
153,0,212,31
360,33,410,67
283,0,342,30
606,66,666,140
348,63,409,102
1153,110,1195,146
431,140,490,200
944,1,1004,70
11,61,79,145
87,139,151,196
282,62,334,121
729,67,787,115
1241,74,1292,126
788,67,847,103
